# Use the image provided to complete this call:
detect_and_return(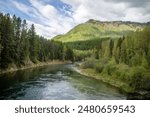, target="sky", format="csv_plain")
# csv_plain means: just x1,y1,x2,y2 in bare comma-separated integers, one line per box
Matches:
0,0,150,39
